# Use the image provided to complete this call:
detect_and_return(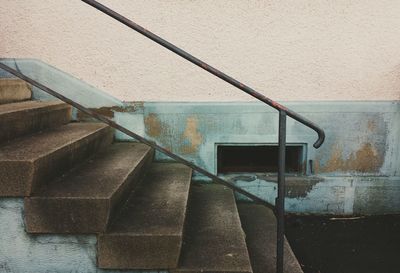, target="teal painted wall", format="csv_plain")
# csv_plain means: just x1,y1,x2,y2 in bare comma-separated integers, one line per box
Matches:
113,101,400,215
